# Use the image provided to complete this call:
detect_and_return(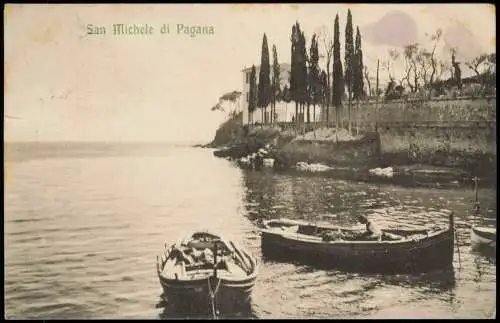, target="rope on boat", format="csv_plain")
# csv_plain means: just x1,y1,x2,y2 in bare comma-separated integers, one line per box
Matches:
207,276,222,319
